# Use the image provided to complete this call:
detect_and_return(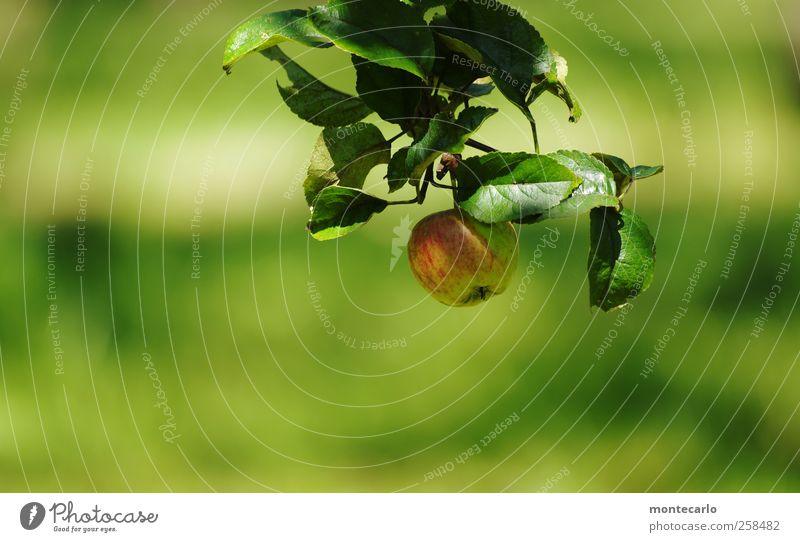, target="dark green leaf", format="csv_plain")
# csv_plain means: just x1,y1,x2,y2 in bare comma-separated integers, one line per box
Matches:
402,0,455,11
262,47,372,127
432,35,482,90
353,56,424,132
304,123,391,205
308,186,388,241
631,164,665,180
593,153,664,197
406,106,497,182
588,207,656,311
463,82,494,98
387,147,412,193
455,152,579,223
309,0,435,79
433,2,549,110
223,10,330,73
